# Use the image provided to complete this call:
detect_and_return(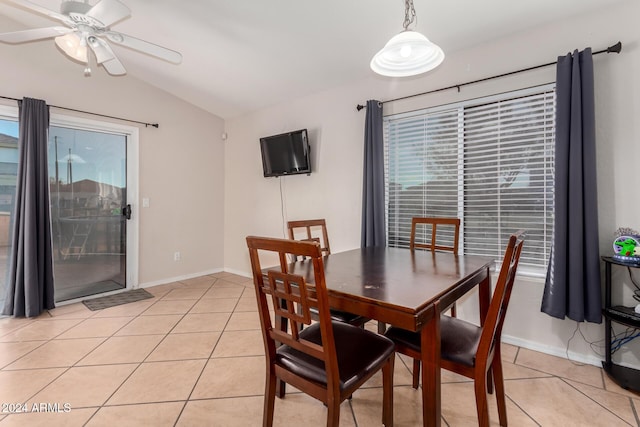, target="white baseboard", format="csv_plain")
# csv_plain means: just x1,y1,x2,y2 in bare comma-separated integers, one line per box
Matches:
221,267,251,279
502,334,603,367
139,268,224,289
